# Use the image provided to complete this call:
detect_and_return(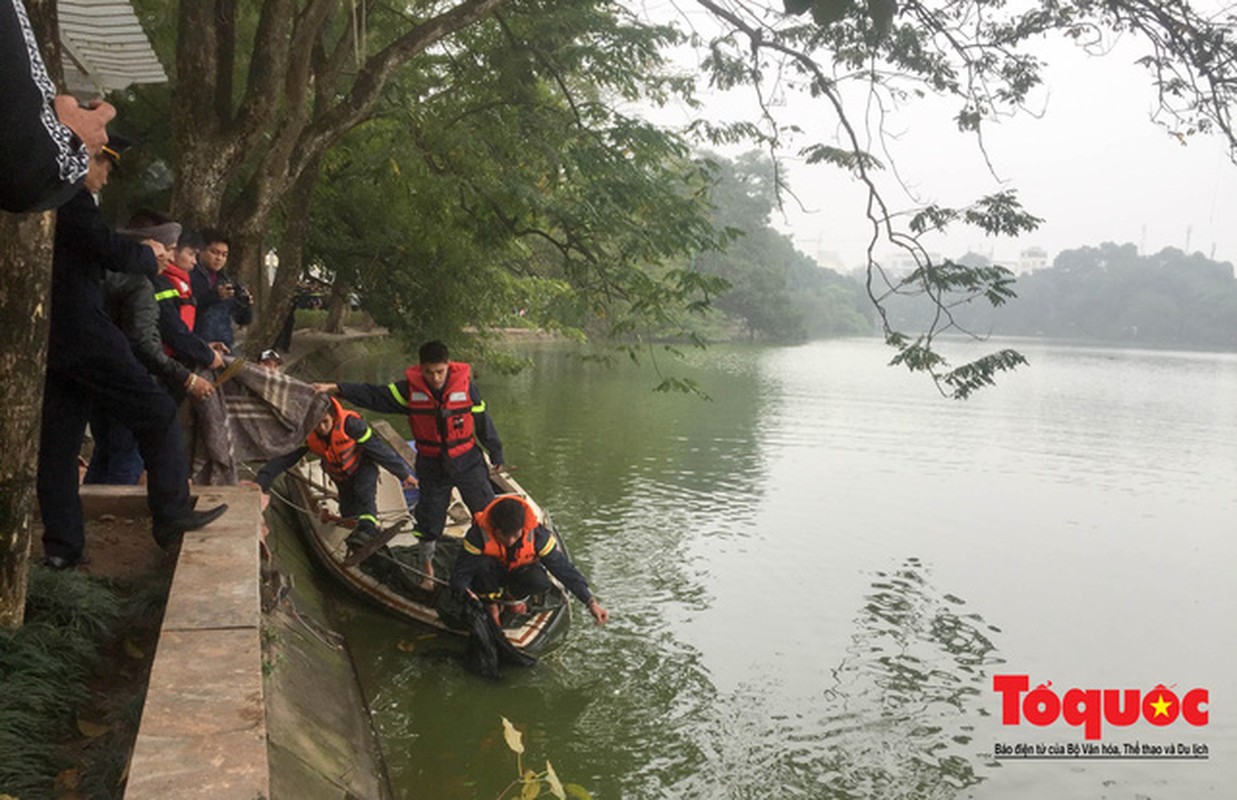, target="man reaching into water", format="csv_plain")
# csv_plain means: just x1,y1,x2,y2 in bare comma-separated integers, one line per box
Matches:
451,496,609,627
